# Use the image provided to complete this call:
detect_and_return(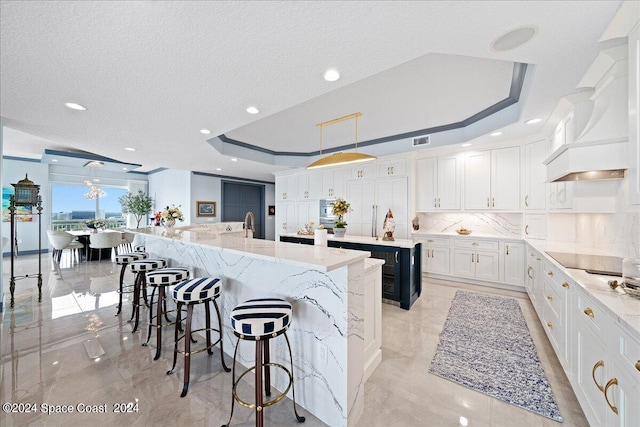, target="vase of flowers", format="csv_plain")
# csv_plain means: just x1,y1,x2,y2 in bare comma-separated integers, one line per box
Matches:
160,204,184,229
85,219,106,233
332,198,352,237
